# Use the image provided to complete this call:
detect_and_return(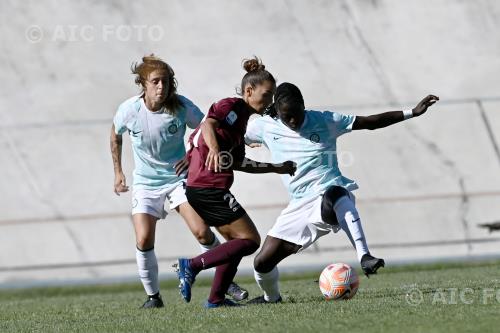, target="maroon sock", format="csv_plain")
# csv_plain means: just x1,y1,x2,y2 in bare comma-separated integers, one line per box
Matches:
207,258,241,304
189,239,259,274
